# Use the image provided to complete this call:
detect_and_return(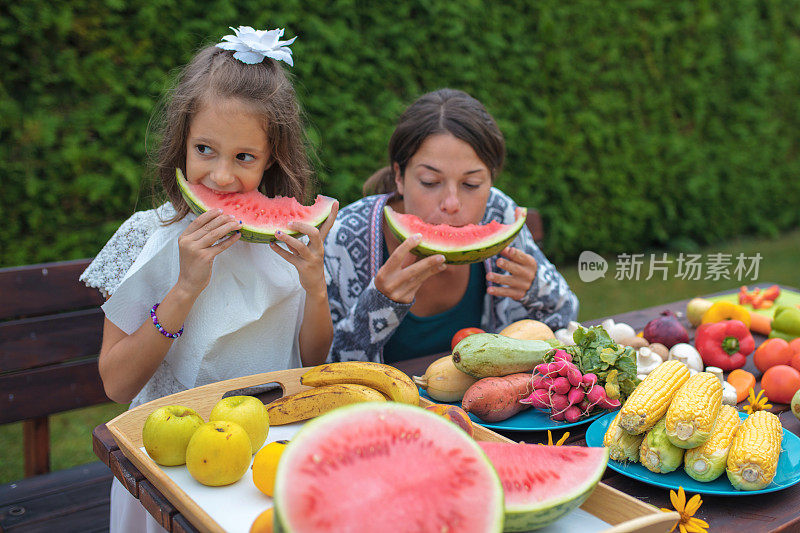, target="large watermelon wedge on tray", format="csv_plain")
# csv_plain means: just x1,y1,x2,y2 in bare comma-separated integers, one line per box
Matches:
383,205,527,264
176,169,336,244
273,403,505,533
479,442,609,531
